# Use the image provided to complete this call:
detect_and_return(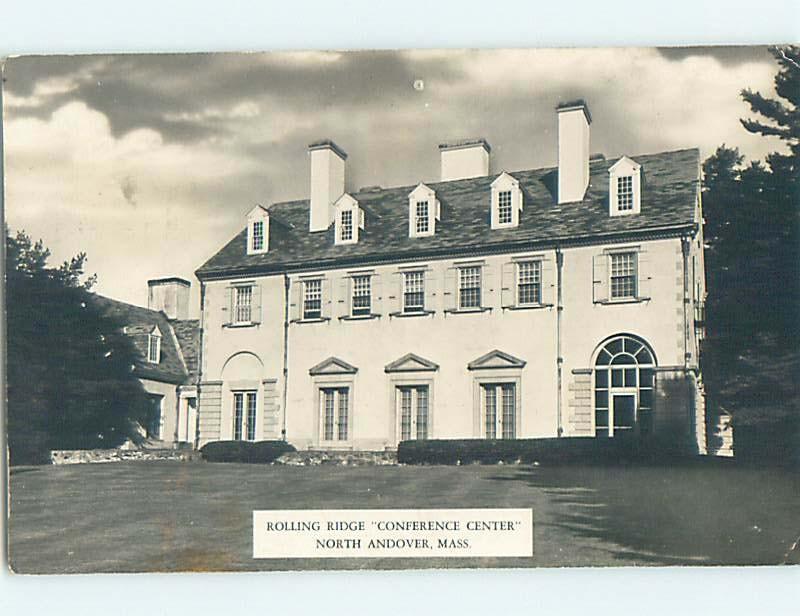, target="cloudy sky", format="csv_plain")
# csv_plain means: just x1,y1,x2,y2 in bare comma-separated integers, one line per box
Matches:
3,47,783,315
